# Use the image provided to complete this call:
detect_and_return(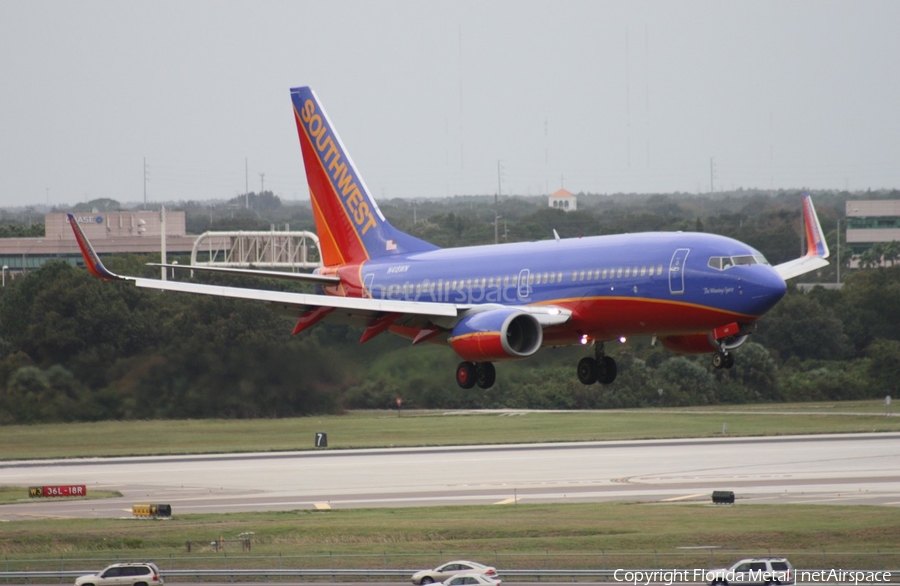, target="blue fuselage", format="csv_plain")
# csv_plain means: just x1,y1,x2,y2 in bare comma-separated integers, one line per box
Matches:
345,231,787,344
